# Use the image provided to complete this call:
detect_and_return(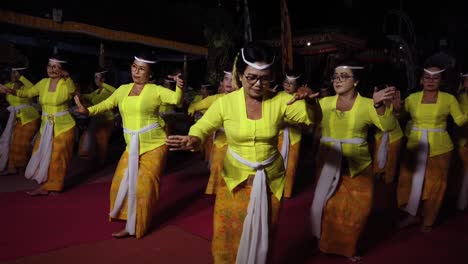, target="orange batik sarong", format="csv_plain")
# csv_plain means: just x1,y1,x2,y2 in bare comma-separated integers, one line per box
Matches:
109,145,168,239
205,144,227,195
373,138,402,184
277,134,301,198
204,132,214,163
7,119,40,173
212,176,281,264
30,127,75,192
397,151,452,227
319,166,374,257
